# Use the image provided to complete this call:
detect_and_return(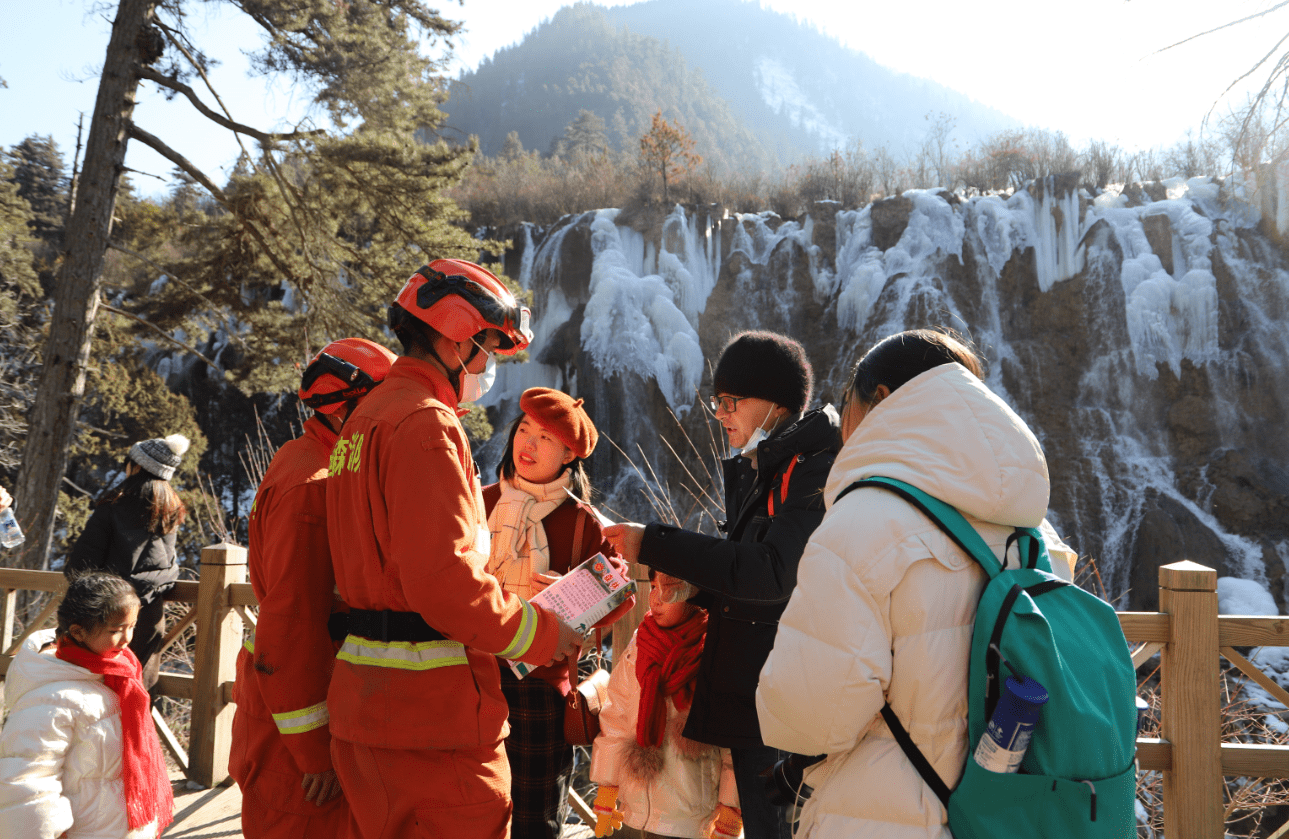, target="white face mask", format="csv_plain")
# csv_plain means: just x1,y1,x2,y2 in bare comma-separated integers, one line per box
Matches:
457,340,497,403
733,405,777,457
